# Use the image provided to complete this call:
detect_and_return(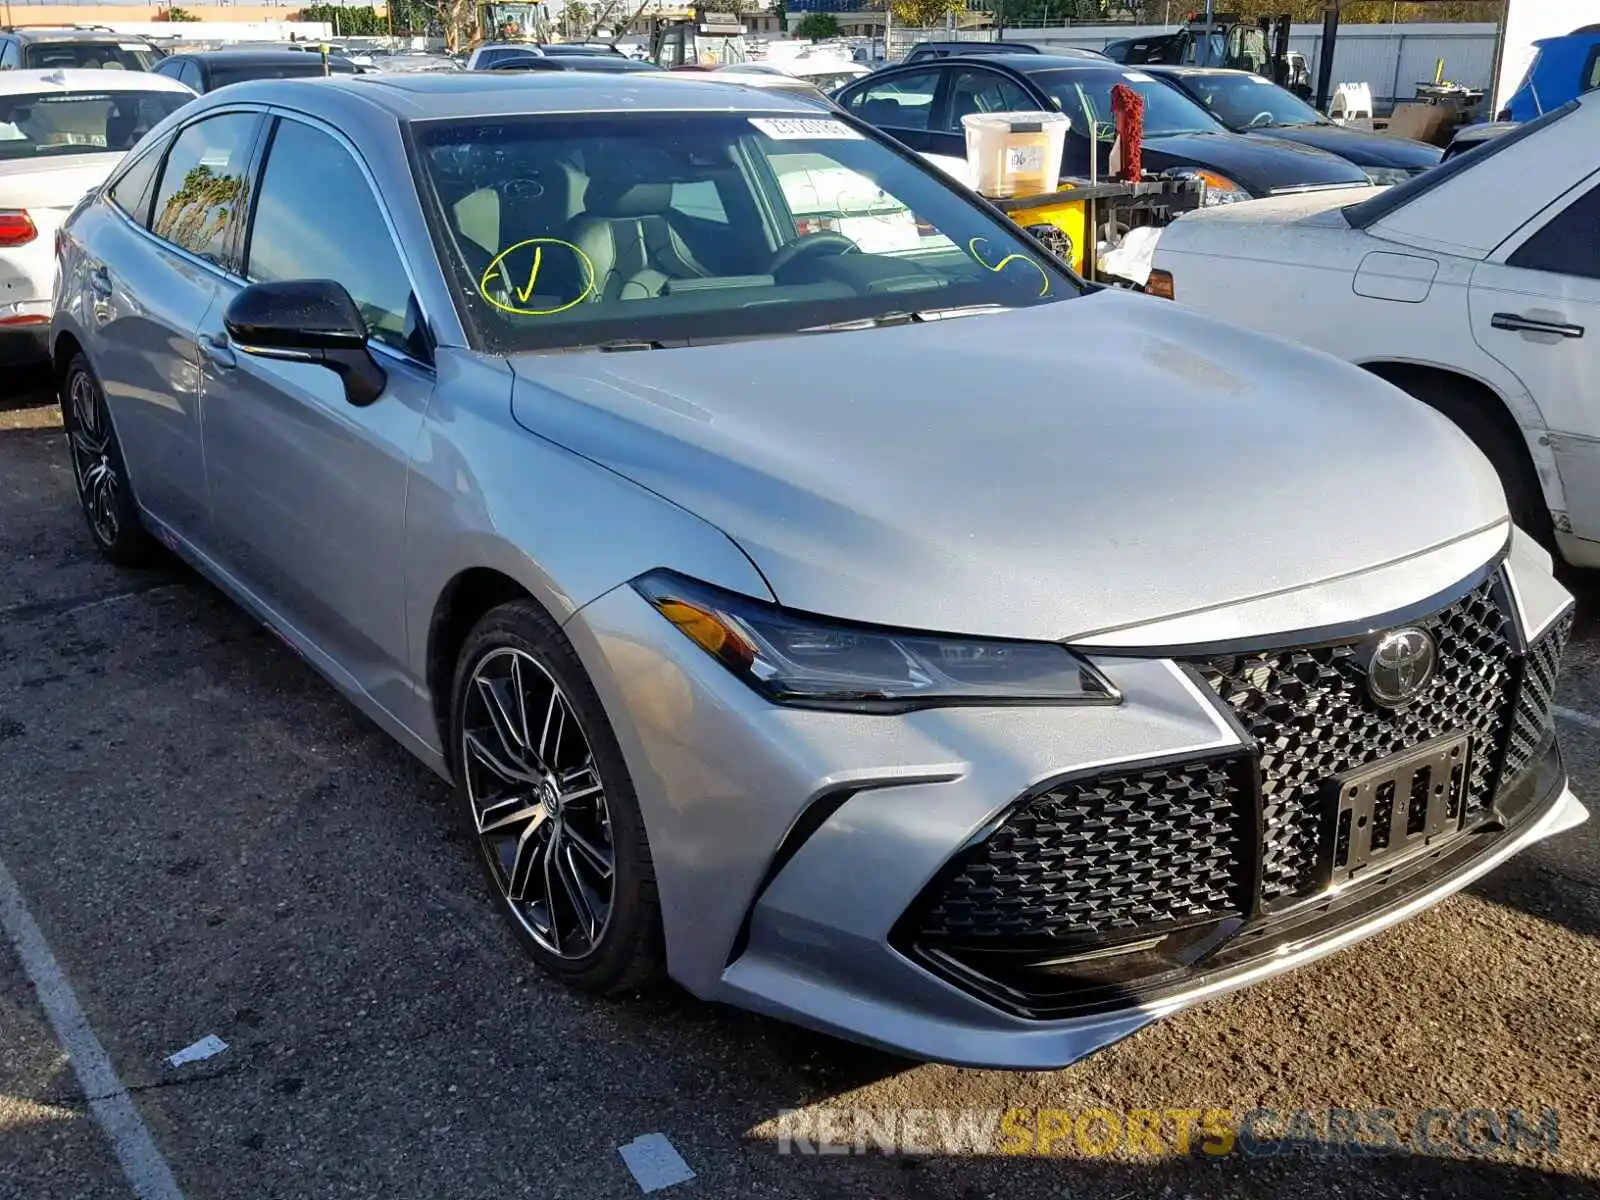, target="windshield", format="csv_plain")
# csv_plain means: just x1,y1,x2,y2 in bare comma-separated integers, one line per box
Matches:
211,61,355,88
0,91,188,159
1175,71,1324,129
413,112,1075,354
1035,68,1226,139
22,41,158,71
